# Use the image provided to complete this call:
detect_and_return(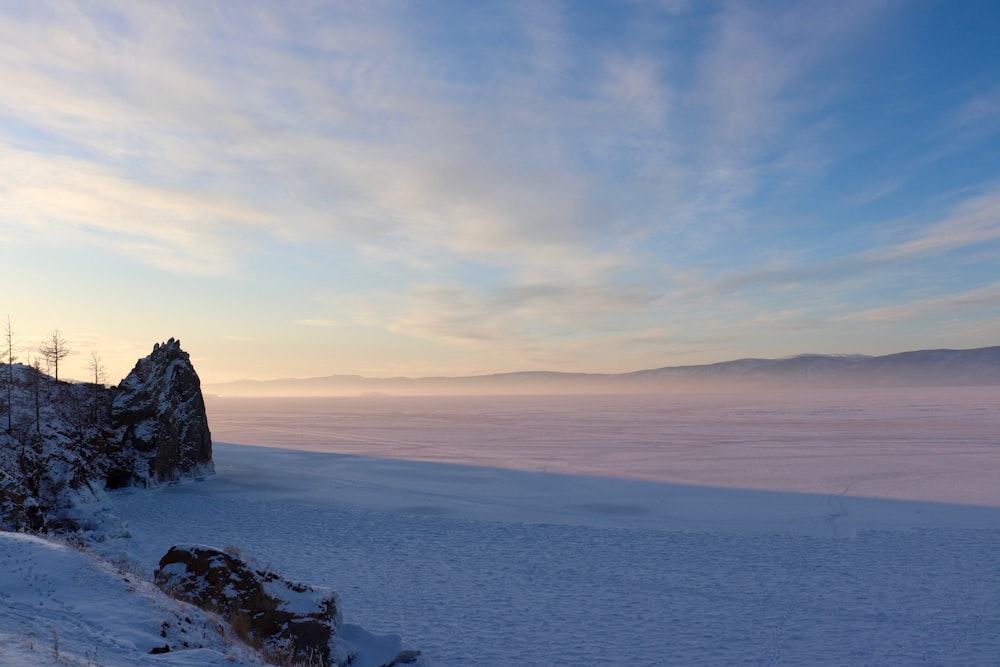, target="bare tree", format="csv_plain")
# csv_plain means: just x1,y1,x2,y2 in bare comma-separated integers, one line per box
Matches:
2,315,18,432
39,329,71,382
88,352,107,386
27,356,43,433
88,352,108,424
